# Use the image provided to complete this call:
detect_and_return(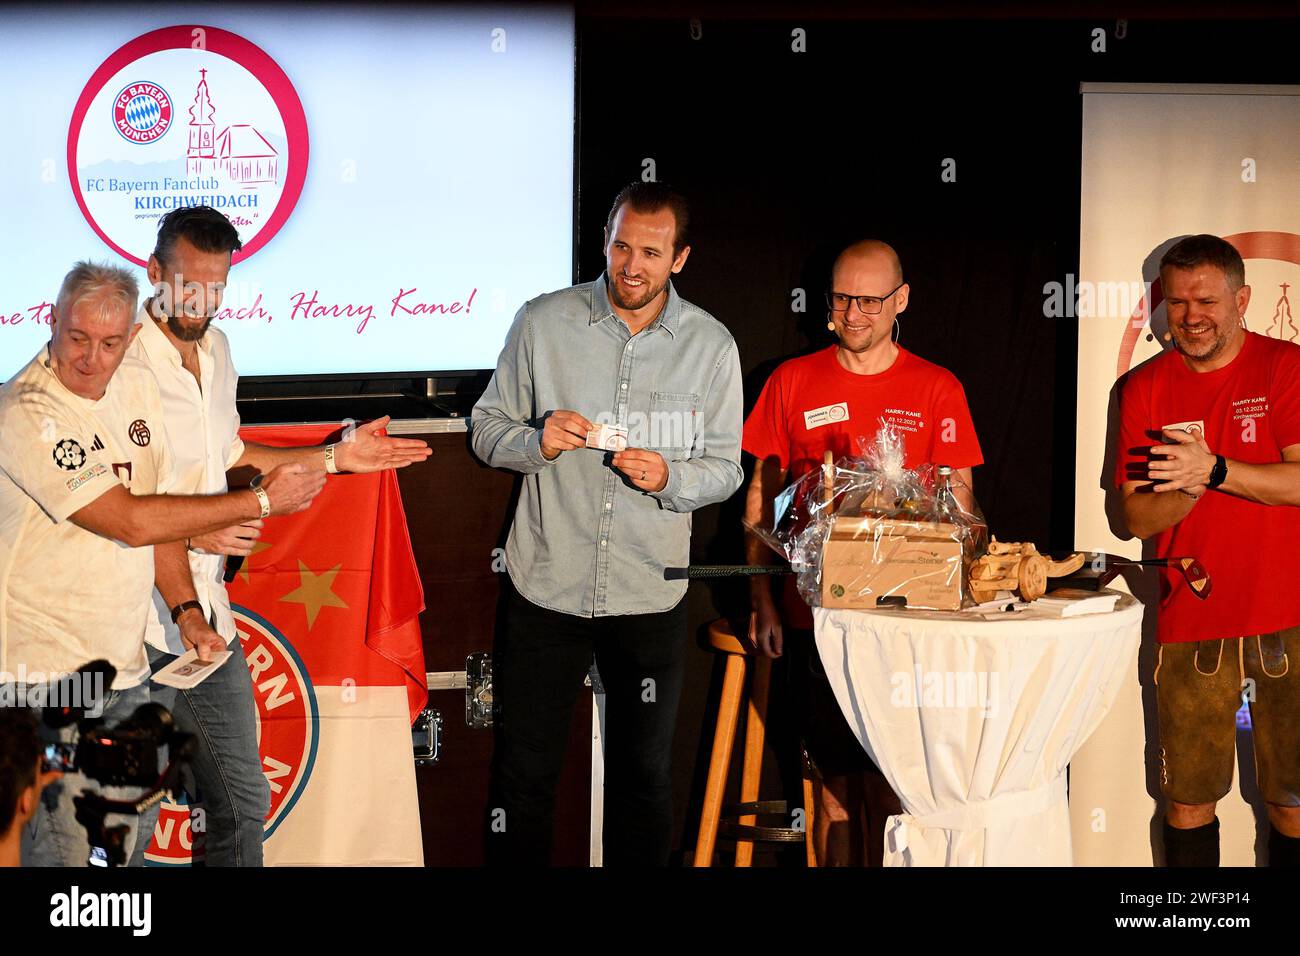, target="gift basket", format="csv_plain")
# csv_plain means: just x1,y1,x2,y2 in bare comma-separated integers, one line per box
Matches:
746,420,988,611
725,420,1214,614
